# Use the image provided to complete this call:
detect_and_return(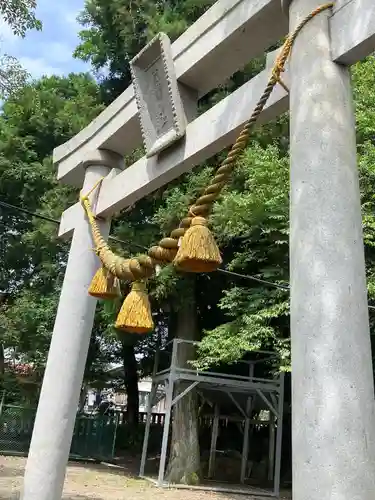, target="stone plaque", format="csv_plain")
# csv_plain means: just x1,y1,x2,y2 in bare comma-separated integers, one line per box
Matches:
130,33,187,158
